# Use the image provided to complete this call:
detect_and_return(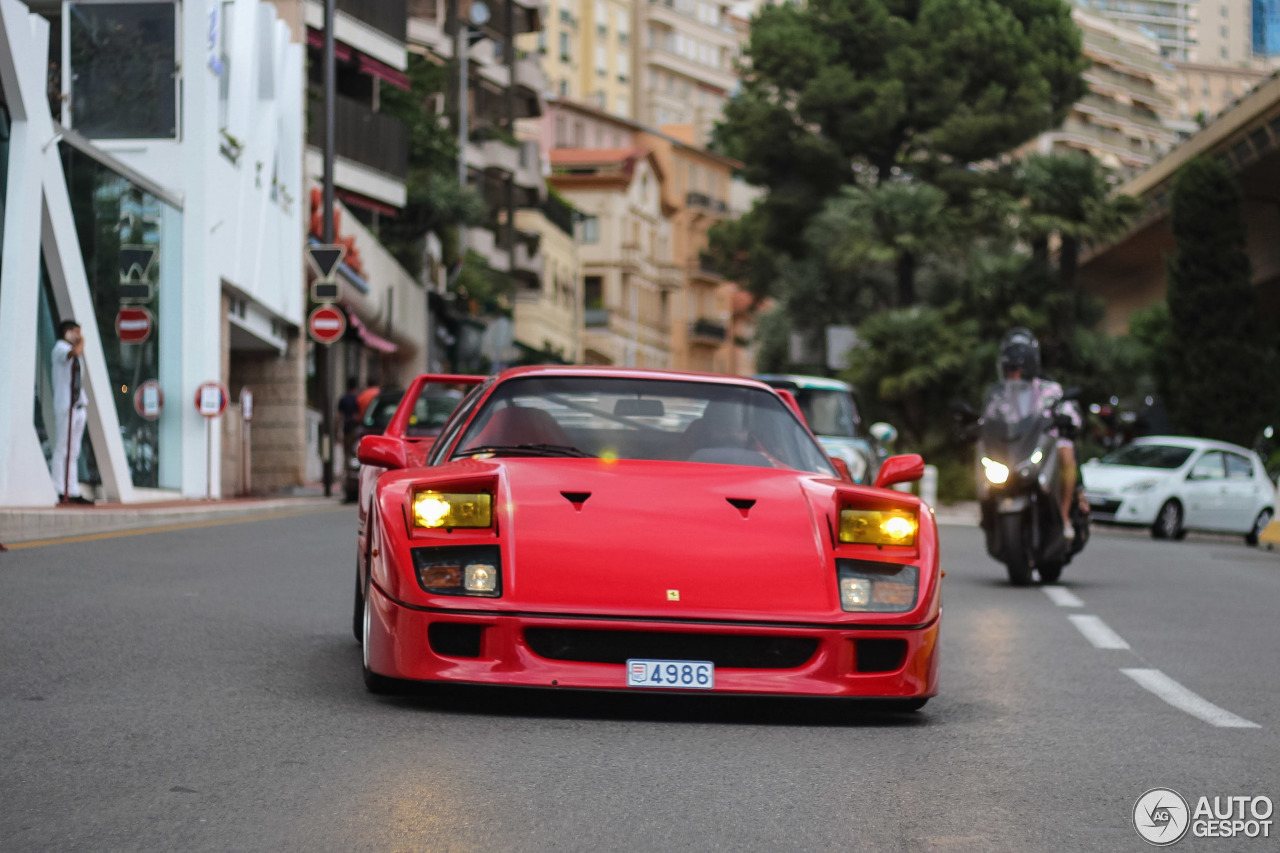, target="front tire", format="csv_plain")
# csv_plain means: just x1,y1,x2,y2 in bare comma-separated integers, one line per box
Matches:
1246,508,1273,546
1037,562,1064,584
352,562,364,643
1000,513,1034,586
361,578,401,695
1152,499,1184,540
